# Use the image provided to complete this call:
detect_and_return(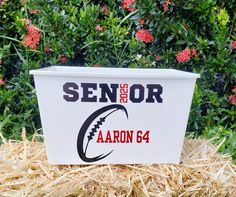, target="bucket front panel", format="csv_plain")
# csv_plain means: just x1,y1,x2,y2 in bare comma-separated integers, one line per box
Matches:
34,75,196,164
